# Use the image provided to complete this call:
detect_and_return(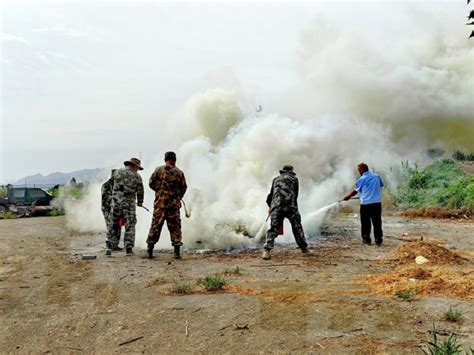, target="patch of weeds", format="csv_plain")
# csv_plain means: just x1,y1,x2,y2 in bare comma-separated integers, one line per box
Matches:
223,267,241,275
423,323,466,355
148,276,167,286
47,208,65,217
198,274,227,291
0,211,16,219
395,290,417,301
443,308,463,323
170,282,191,295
